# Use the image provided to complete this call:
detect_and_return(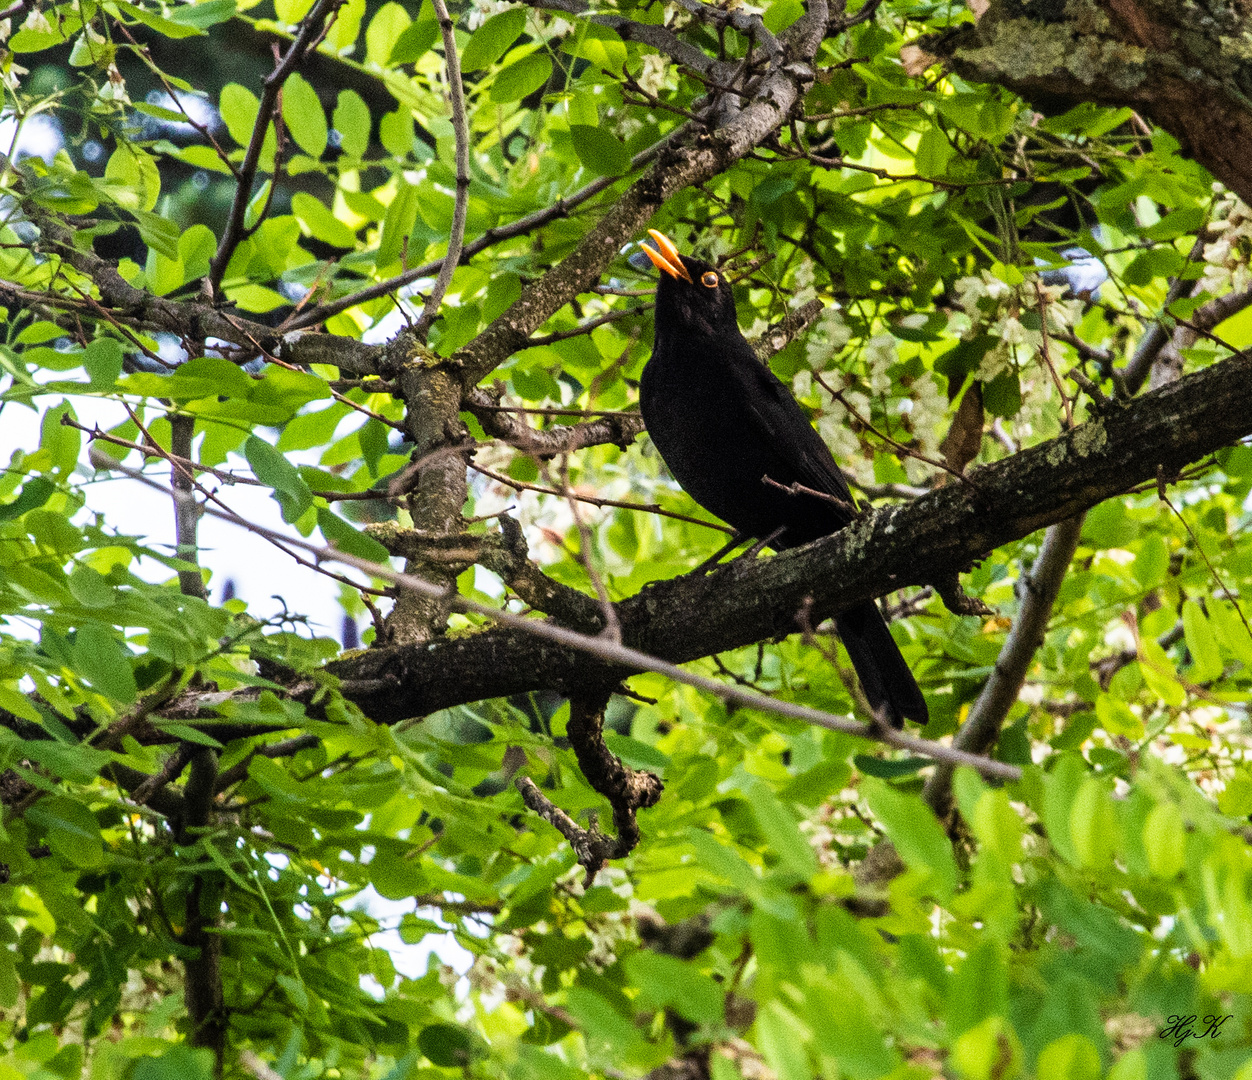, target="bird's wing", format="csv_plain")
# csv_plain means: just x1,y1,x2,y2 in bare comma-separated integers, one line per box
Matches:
724,339,857,509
